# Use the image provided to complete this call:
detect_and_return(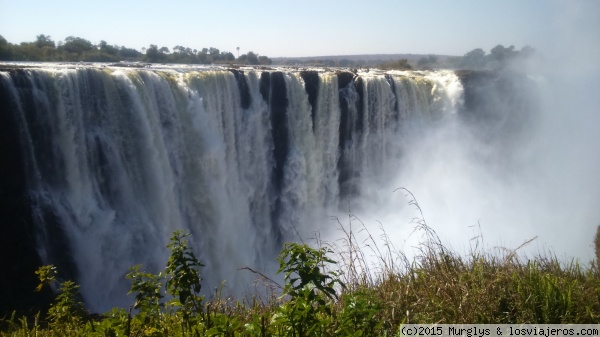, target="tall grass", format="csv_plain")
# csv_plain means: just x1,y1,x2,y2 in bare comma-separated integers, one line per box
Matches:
326,189,599,326
2,196,599,336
